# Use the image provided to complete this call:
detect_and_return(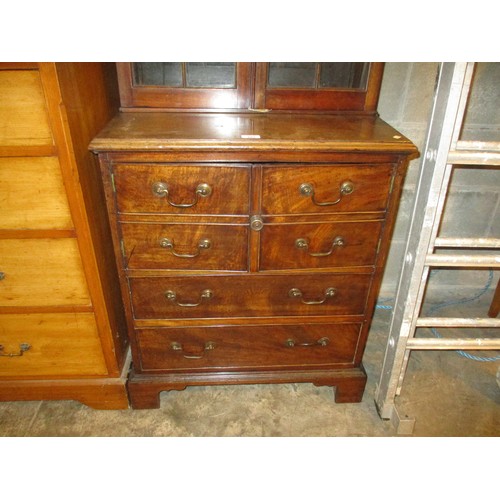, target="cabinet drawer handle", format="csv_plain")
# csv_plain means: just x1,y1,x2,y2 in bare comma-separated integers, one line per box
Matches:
170,341,216,359
285,337,330,348
295,236,345,257
288,287,337,305
159,237,211,258
152,181,212,208
0,343,31,357
164,289,213,307
0,271,5,281
299,181,354,206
